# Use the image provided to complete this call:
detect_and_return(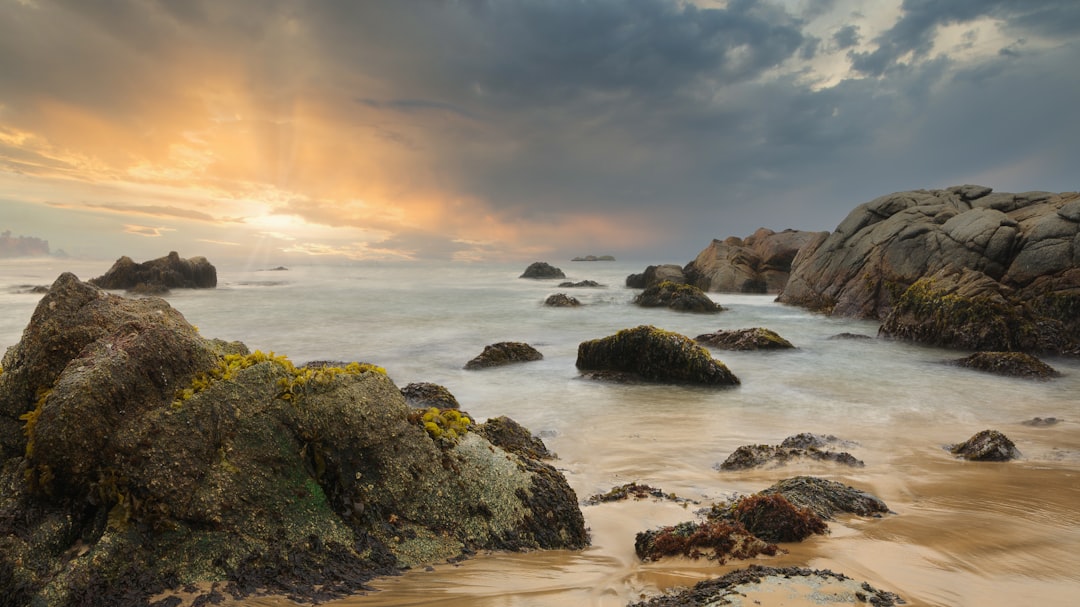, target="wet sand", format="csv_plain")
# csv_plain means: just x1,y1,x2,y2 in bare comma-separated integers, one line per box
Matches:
210,407,1080,607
